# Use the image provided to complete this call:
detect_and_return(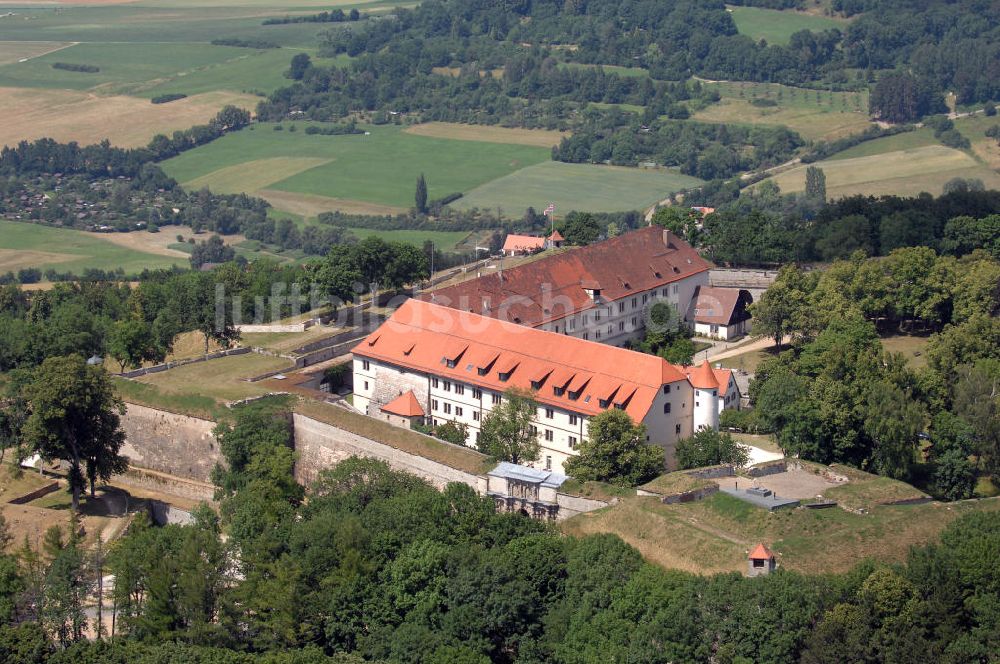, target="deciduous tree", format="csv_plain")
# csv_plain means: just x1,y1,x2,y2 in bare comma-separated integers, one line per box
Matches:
564,409,663,486
477,388,540,465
